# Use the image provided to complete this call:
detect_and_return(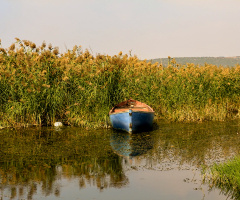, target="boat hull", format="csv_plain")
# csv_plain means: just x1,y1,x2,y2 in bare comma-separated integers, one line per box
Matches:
110,110,154,133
